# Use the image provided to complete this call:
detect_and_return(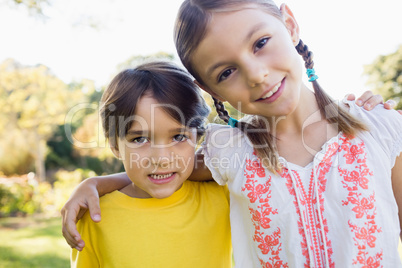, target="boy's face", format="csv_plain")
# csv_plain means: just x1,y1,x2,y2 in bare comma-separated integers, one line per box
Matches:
113,95,197,199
